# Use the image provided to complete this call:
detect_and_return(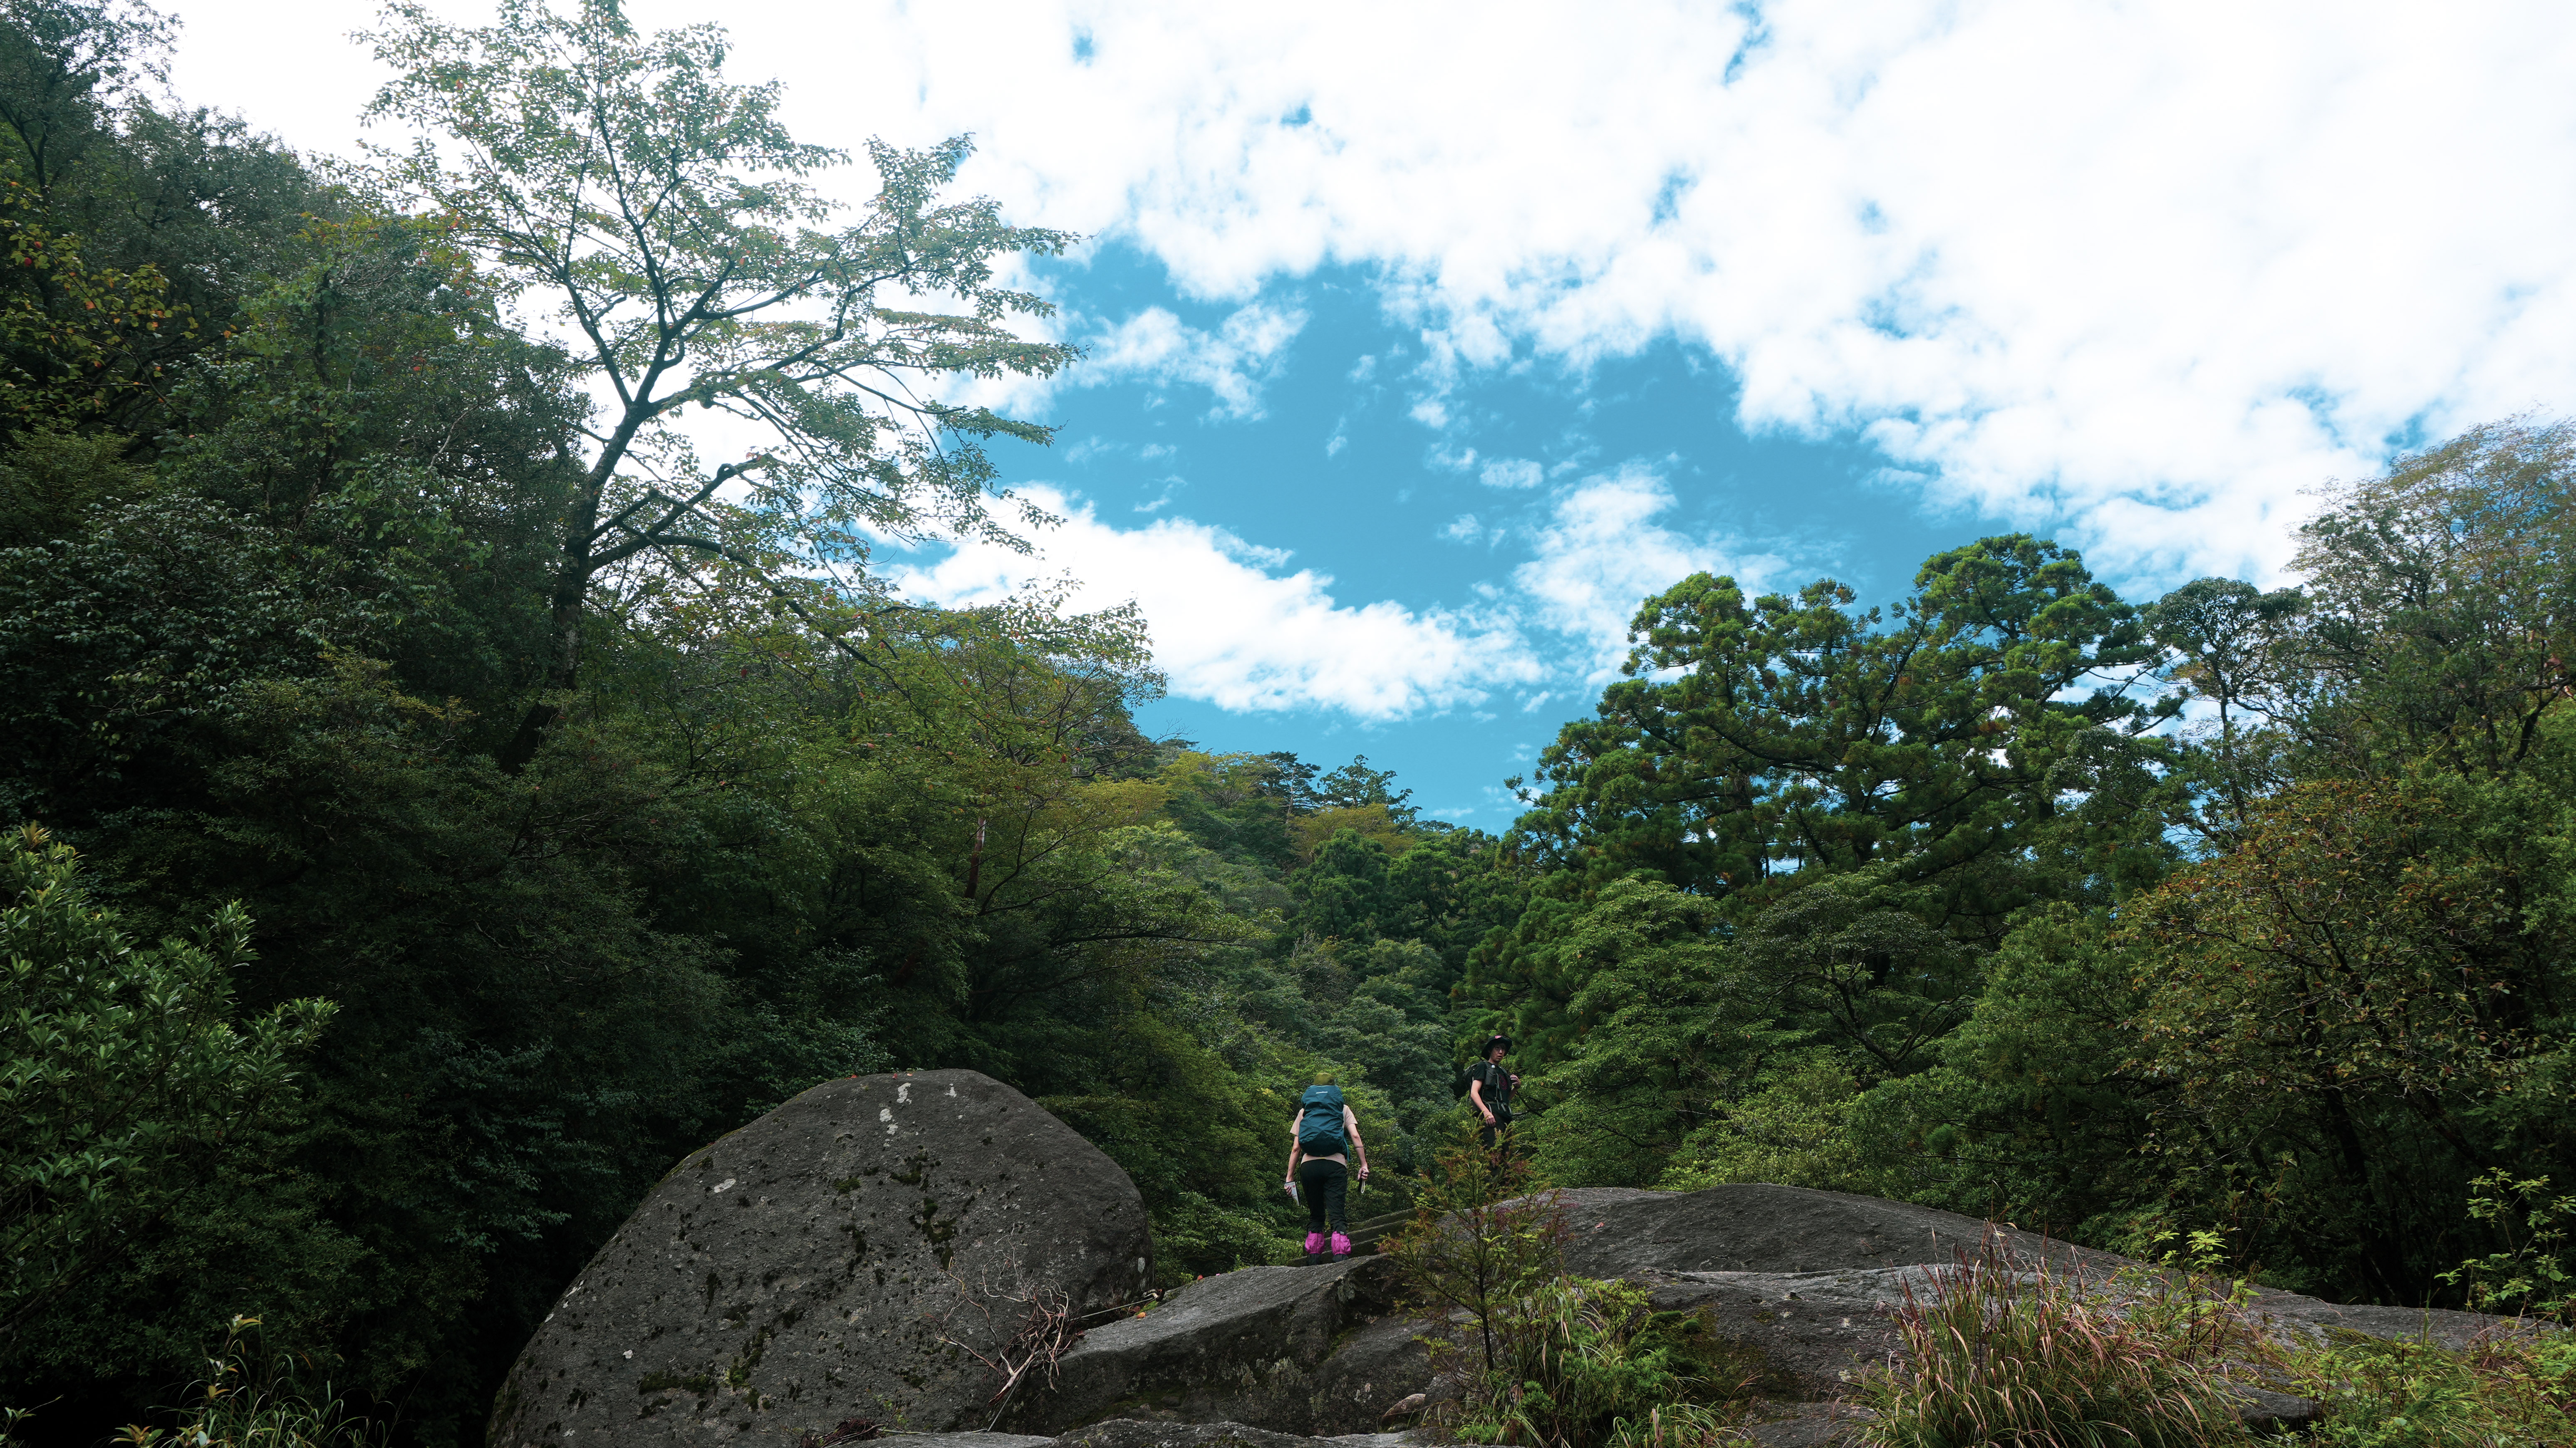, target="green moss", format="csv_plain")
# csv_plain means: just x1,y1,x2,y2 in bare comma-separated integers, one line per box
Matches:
726,1324,778,1390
